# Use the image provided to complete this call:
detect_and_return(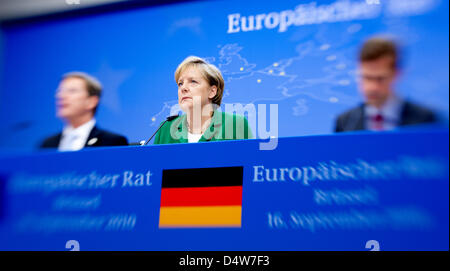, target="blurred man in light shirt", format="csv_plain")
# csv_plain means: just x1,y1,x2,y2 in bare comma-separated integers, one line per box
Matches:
40,72,128,151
